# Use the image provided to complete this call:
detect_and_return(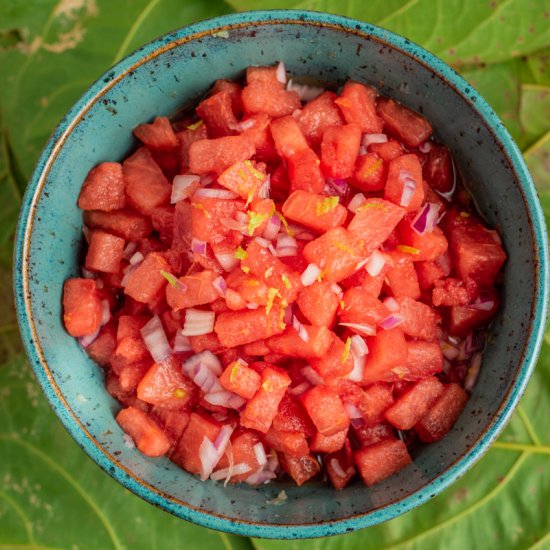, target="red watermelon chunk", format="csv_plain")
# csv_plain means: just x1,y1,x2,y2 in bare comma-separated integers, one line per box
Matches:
196,90,239,138
377,98,432,148
354,439,411,486
335,81,383,133
301,385,349,436
63,278,102,337
297,91,344,146
85,231,125,274
189,135,256,175
296,281,340,327
133,116,178,151
320,123,362,179
78,162,125,211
